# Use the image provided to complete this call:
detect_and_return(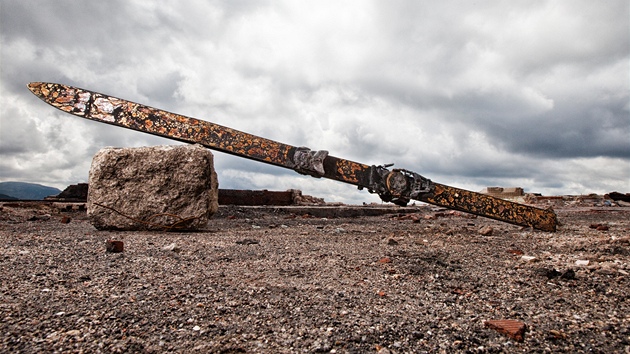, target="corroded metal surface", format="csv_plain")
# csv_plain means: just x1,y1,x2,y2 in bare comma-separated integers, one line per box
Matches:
28,82,558,231
423,183,557,232
28,82,294,167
